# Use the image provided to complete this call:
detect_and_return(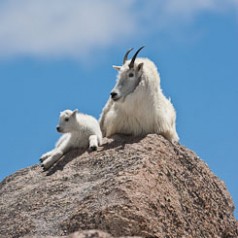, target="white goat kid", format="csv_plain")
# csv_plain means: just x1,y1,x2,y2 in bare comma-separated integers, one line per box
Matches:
40,109,102,170
99,47,179,143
